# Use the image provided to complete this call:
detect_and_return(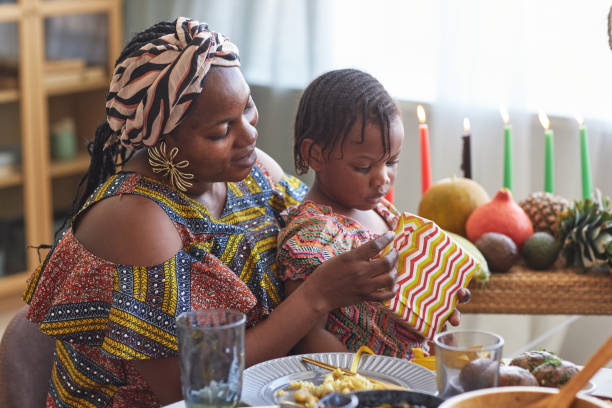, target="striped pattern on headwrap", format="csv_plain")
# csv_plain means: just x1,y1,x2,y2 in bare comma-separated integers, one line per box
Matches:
105,17,240,150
